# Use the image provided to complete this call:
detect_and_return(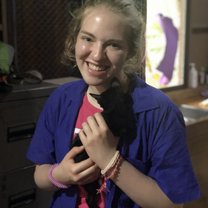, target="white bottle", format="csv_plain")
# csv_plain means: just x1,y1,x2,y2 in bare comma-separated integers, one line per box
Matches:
188,63,198,88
